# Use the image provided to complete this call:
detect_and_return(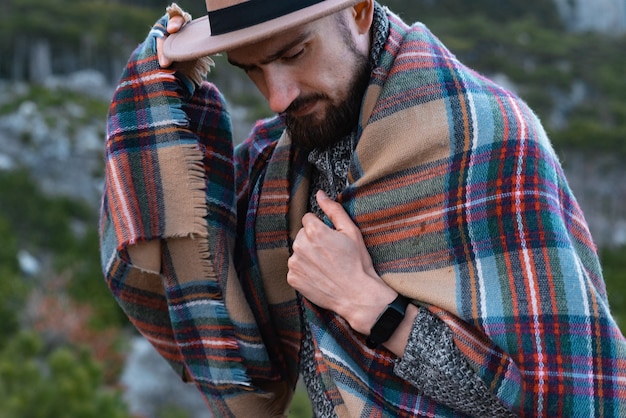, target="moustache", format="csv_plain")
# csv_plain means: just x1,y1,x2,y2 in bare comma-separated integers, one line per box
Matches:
285,94,328,116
